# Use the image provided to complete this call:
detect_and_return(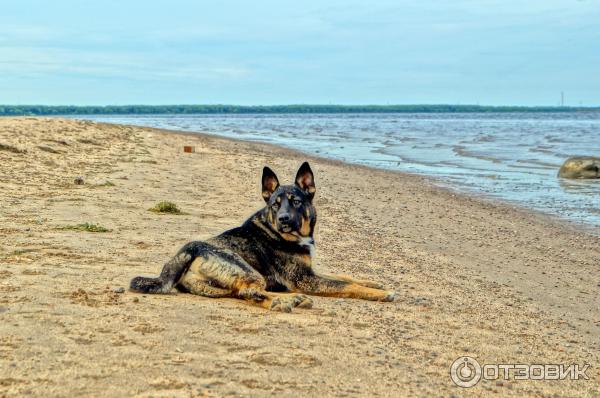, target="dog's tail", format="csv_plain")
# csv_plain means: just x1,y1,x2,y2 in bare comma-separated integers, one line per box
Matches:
130,242,198,294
